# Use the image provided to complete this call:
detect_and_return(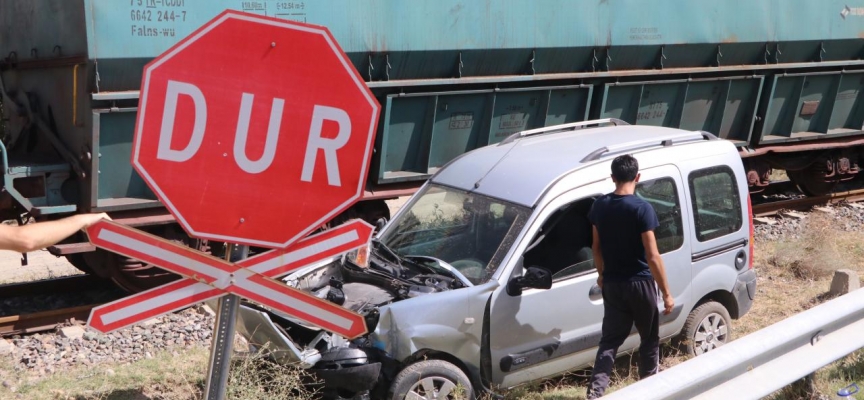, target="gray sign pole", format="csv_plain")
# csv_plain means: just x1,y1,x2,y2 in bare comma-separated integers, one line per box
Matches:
203,244,248,400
